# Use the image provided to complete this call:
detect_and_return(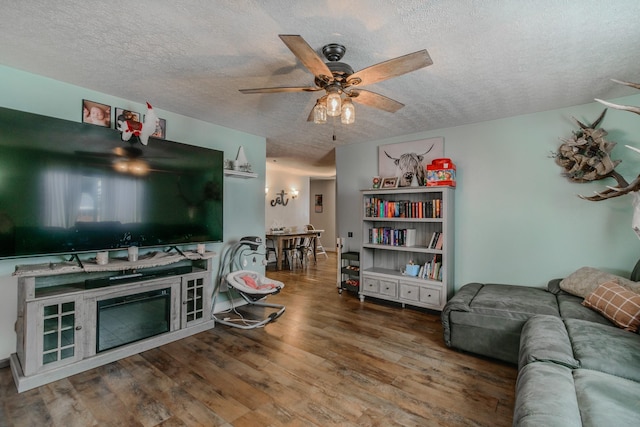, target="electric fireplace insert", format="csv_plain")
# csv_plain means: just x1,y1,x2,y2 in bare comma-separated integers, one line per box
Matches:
96,288,171,353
